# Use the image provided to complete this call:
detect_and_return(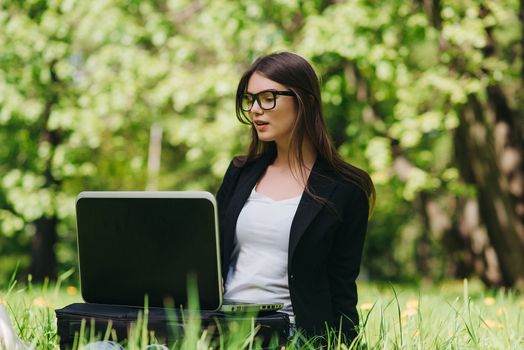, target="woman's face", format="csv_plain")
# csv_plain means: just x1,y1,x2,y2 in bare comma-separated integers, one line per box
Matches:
246,72,297,145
